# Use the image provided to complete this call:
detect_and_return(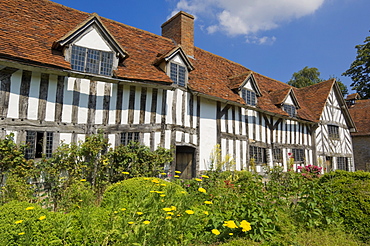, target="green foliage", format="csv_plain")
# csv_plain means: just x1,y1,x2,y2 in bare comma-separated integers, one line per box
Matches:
343,34,370,98
319,170,370,243
107,142,173,180
288,66,322,88
288,67,348,96
0,134,35,181
0,173,35,204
